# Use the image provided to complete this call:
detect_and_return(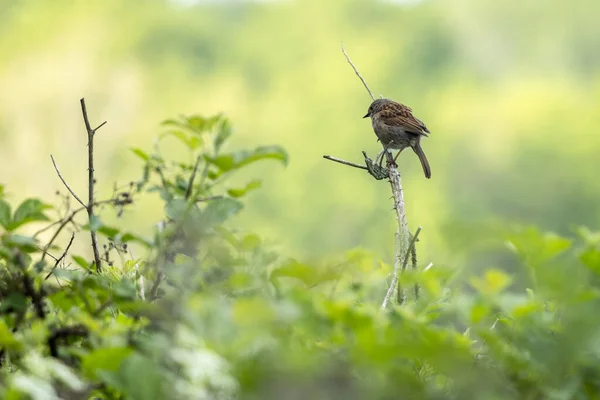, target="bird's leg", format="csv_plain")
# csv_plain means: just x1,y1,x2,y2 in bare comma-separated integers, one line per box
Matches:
376,142,392,167
393,148,405,164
